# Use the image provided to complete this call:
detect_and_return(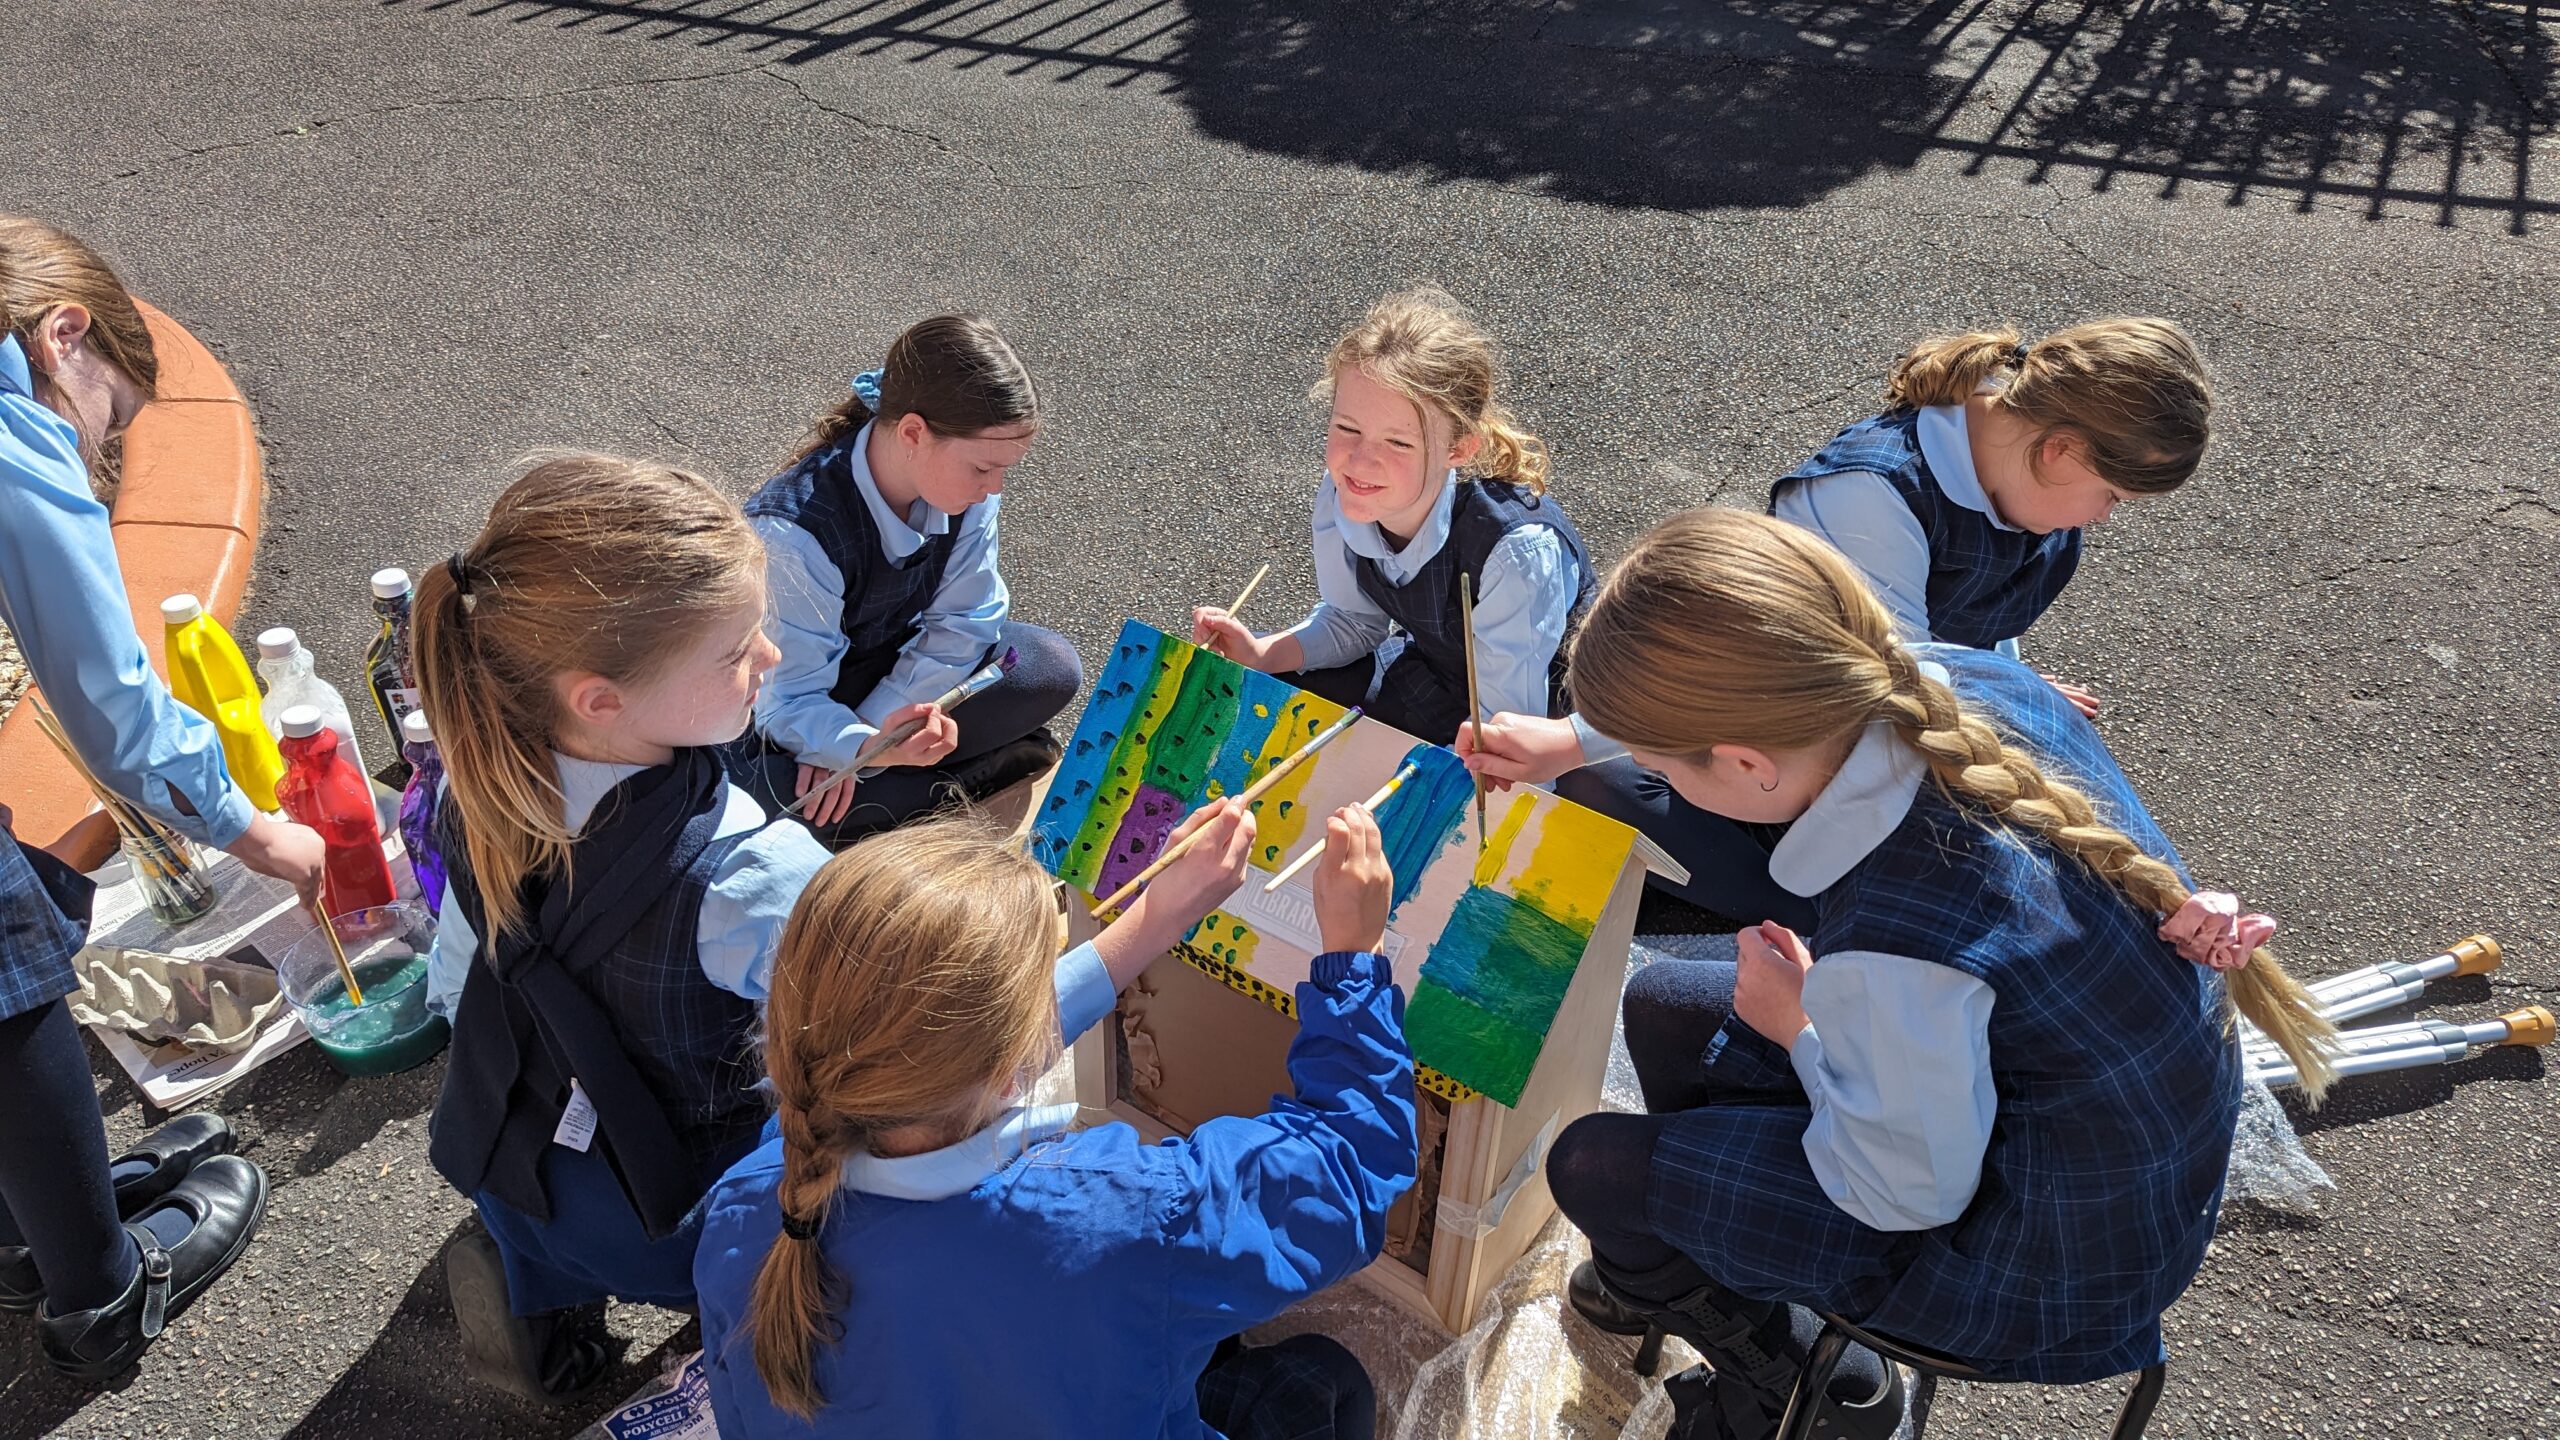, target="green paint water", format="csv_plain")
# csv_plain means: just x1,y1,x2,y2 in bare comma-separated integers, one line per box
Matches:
301,954,449,1076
